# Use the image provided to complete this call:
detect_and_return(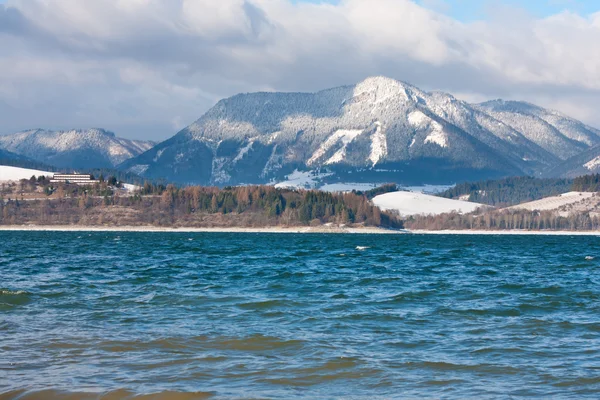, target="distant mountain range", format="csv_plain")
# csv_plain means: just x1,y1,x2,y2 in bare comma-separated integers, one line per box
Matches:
2,77,600,185
0,129,154,170
119,76,600,185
